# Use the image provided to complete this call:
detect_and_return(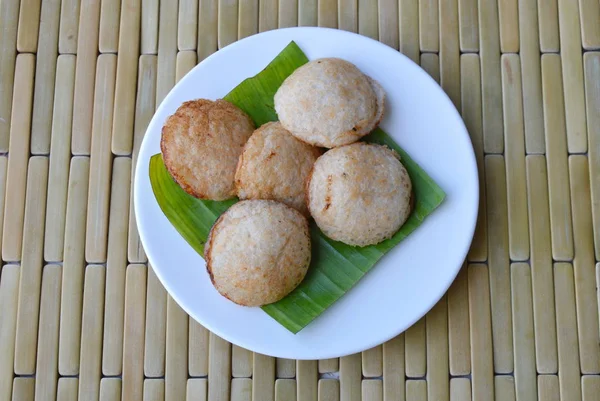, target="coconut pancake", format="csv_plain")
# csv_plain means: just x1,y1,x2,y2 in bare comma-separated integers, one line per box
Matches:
274,58,385,148
234,121,322,215
306,142,412,246
205,199,311,306
160,99,255,200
